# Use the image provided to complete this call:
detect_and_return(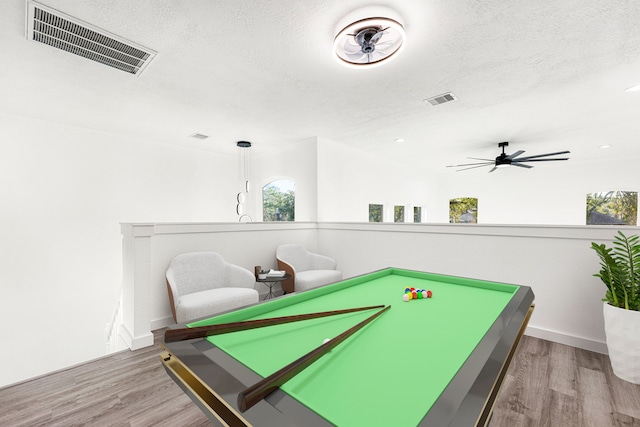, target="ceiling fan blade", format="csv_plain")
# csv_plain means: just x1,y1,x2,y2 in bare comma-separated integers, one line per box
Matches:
488,166,498,173
343,39,362,51
511,162,533,169
446,161,494,167
513,158,569,163
506,150,525,160
467,157,494,161
370,31,385,44
515,151,570,161
345,51,366,60
376,40,394,47
455,164,493,172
